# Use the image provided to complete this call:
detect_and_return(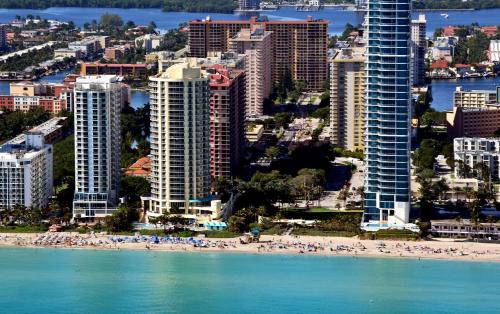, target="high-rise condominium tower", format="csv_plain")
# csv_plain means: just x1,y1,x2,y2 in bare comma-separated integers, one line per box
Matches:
73,75,122,220
229,28,272,117
207,65,246,180
330,47,366,152
363,0,411,228
148,63,211,215
188,16,328,91
411,14,426,86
